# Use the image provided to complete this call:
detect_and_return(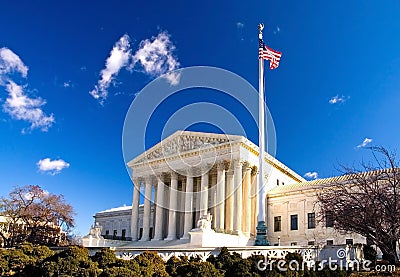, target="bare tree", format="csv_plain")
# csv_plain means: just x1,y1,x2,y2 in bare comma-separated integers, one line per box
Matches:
0,185,75,247
317,146,400,263
317,147,400,262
